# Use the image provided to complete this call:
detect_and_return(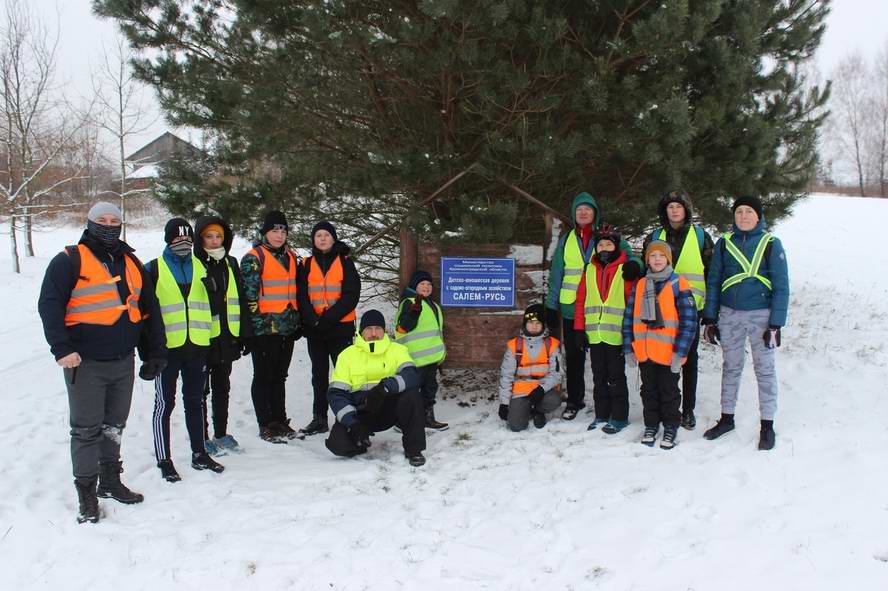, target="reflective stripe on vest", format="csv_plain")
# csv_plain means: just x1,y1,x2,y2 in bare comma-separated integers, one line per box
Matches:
658,226,706,310
210,262,241,338
631,276,689,366
394,298,446,367
64,245,143,327
307,255,357,323
583,264,625,346
156,255,212,347
721,232,774,292
250,247,298,314
558,231,588,305
507,336,560,396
